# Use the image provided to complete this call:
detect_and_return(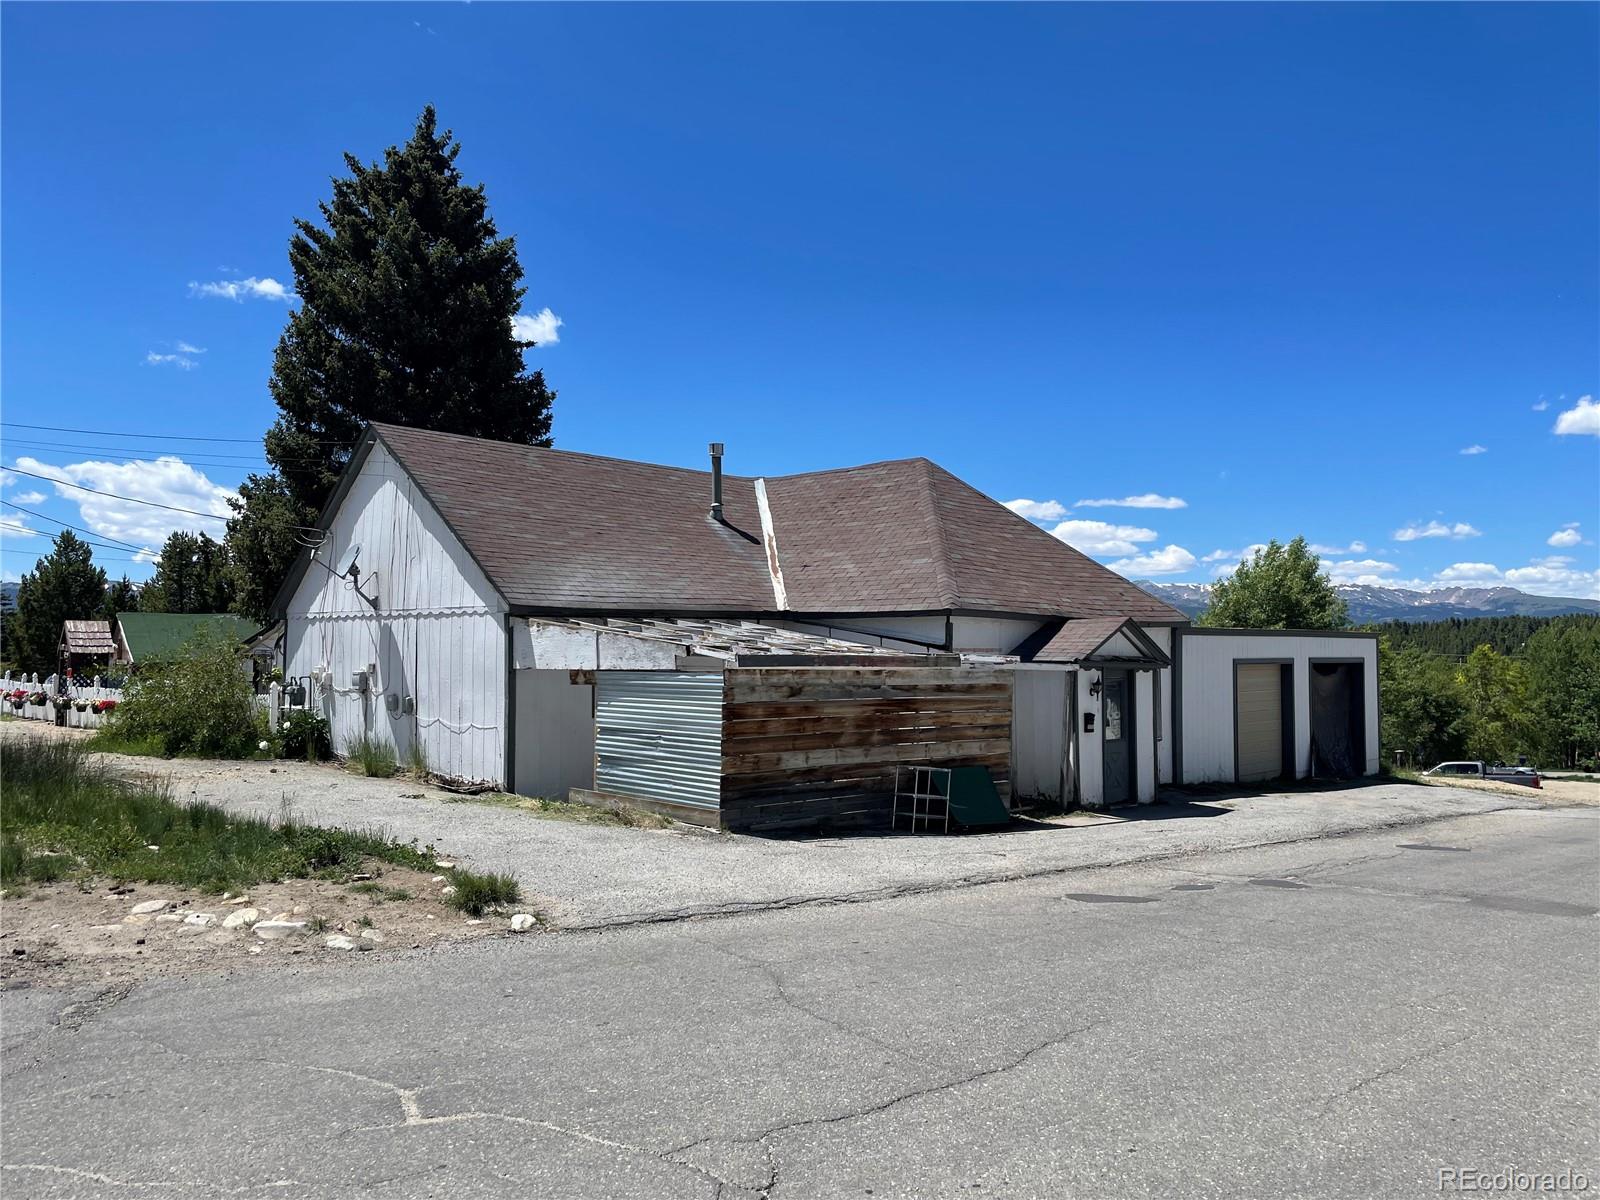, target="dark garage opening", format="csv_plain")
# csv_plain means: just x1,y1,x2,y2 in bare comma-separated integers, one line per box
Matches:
1309,662,1364,778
